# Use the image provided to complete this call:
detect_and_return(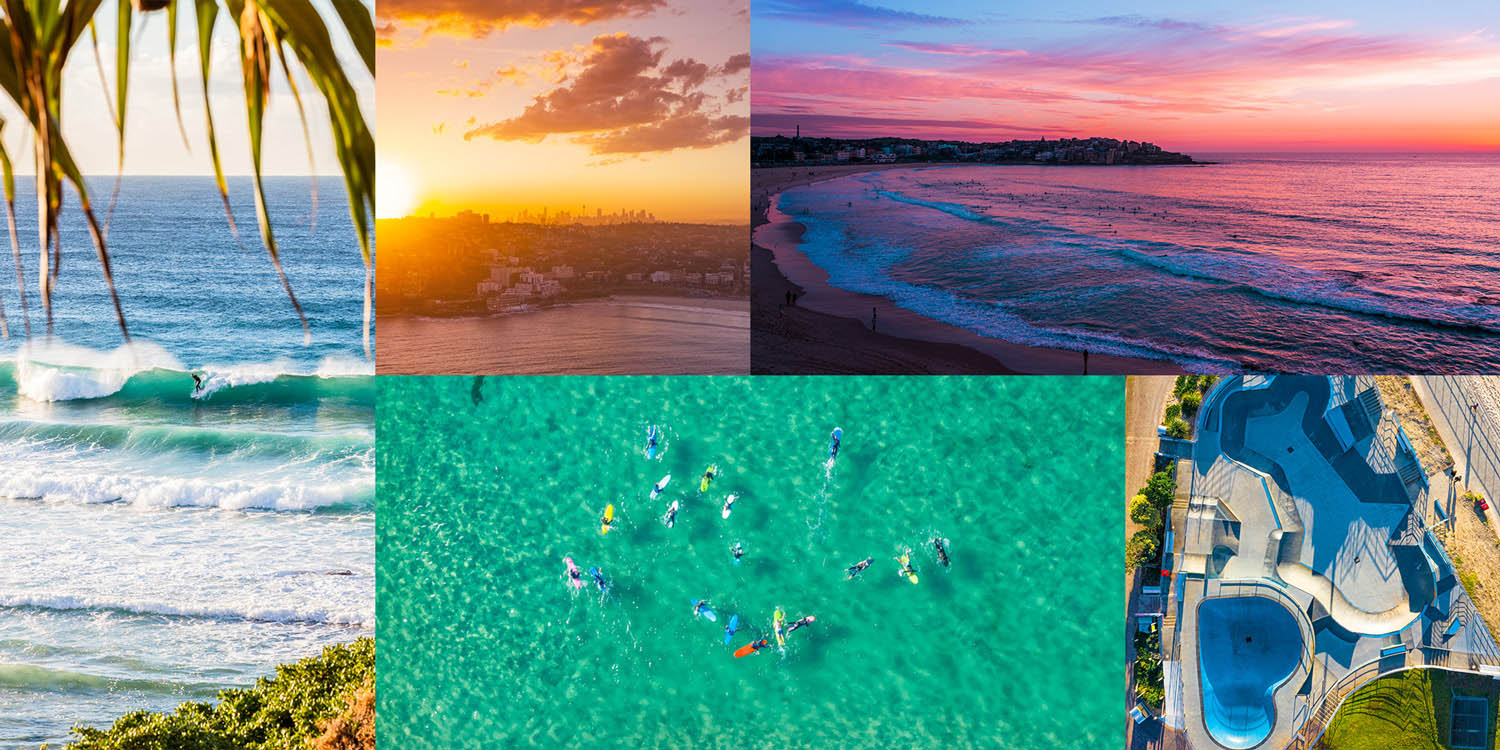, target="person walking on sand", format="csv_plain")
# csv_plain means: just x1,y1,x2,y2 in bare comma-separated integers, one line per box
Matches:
871,307,878,333
1083,349,1089,375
